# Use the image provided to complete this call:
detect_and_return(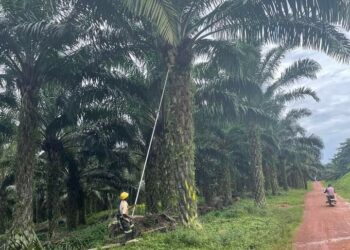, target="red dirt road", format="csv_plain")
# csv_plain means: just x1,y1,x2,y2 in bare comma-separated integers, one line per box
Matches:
294,182,350,250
